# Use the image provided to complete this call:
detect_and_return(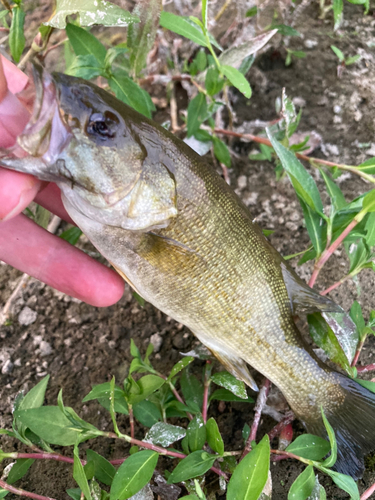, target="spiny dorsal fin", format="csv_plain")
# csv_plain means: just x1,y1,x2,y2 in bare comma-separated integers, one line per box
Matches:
281,261,343,315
